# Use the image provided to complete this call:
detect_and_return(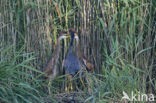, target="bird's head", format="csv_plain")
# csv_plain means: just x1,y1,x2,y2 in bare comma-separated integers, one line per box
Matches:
68,28,79,40
59,31,71,40
59,28,79,41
